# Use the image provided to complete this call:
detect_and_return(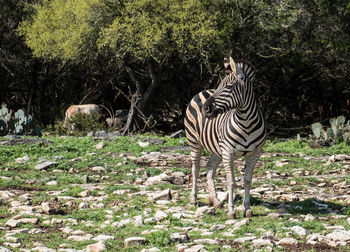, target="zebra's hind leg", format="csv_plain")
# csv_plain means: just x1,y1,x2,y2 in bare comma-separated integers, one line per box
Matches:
243,149,262,218
206,154,222,208
190,145,204,206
